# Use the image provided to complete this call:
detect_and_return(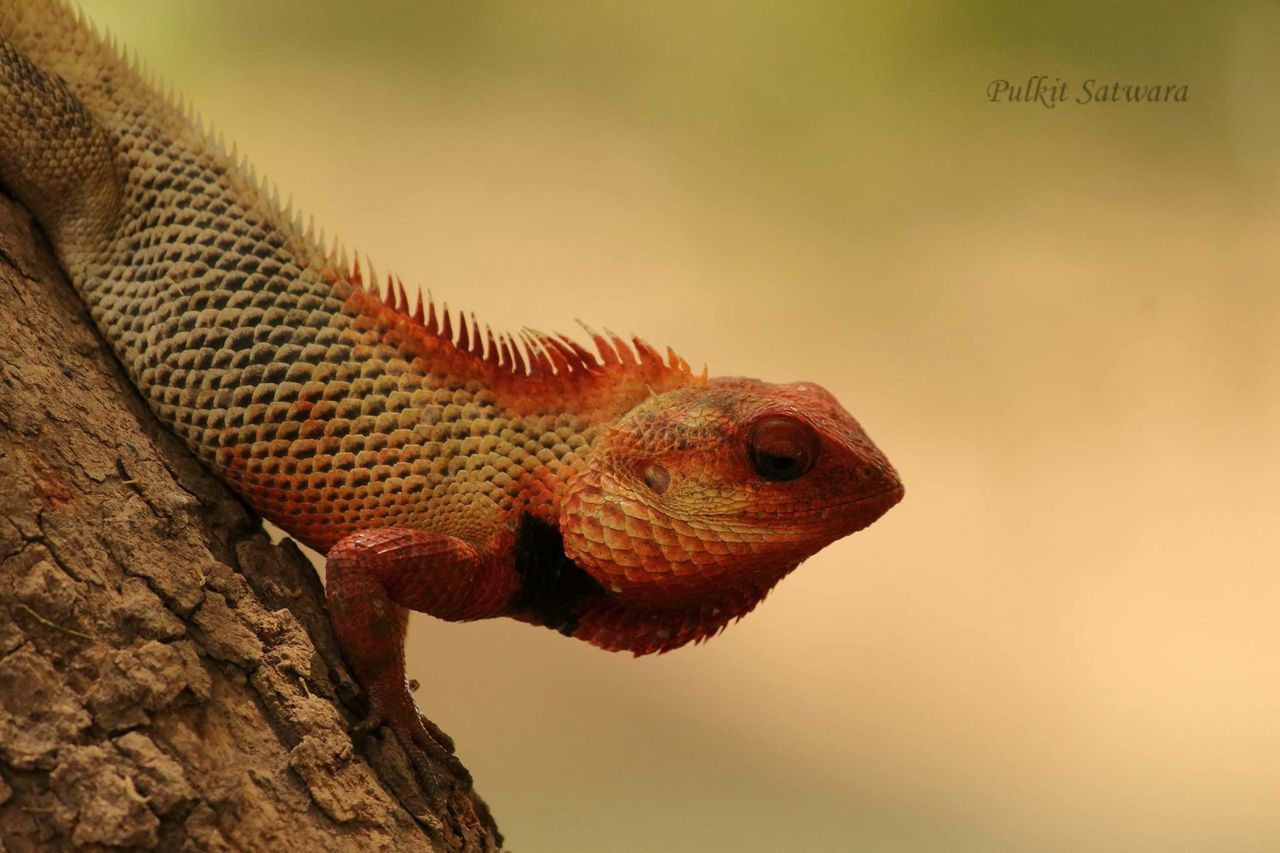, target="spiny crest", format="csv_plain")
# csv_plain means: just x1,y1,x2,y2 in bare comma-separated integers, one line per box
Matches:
338,253,698,383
